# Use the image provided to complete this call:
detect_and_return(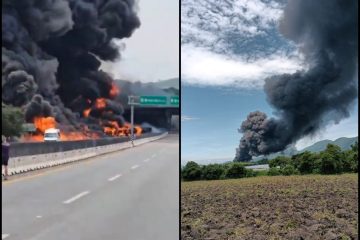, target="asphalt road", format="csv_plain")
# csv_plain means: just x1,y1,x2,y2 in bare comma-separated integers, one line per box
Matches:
2,134,179,240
